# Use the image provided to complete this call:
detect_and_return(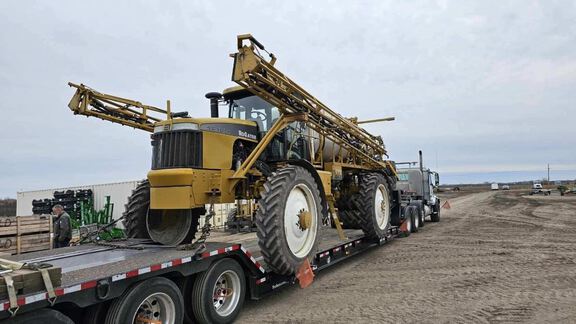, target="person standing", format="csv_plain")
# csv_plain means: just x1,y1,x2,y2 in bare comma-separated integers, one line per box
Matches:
52,204,72,248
